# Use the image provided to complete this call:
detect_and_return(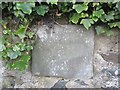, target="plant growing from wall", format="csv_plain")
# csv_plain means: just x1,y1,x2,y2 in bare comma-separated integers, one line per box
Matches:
0,1,120,71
